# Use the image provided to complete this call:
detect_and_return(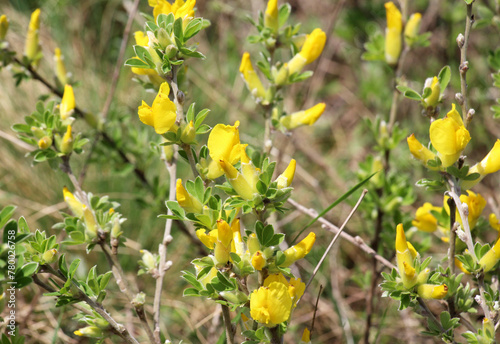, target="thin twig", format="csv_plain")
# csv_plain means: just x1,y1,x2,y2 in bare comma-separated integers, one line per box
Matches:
298,189,368,305
447,196,457,273
287,198,395,270
221,304,236,344
310,284,323,336
182,143,200,178
477,273,492,319
458,3,474,128
445,189,476,260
